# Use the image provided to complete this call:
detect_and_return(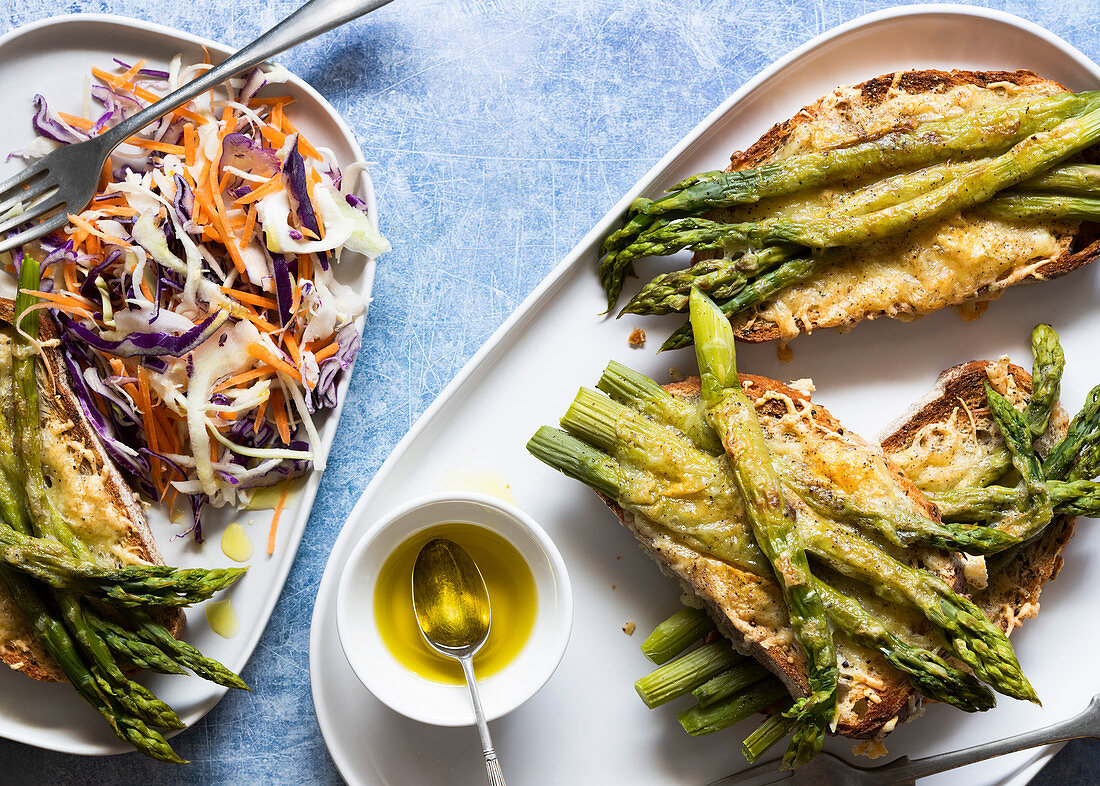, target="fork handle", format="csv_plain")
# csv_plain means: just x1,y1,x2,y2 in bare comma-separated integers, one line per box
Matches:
96,0,394,150
870,695,1100,784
